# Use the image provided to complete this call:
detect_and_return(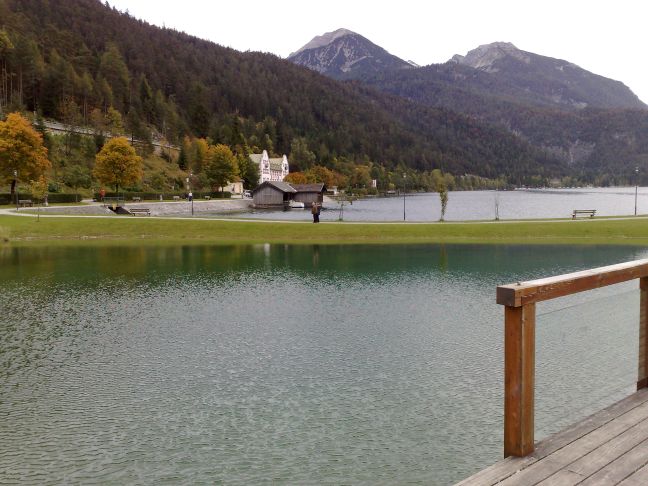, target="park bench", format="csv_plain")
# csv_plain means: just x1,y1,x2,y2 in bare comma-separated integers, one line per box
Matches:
173,195,180,201
129,208,151,216
132,196,141,202
572,209,596,219
18,199,33,207
204,195,211,200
